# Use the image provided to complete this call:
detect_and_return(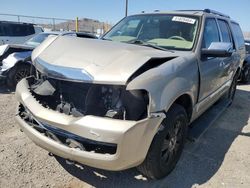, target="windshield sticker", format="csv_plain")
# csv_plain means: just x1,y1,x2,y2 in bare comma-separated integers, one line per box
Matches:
172,16,196,24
